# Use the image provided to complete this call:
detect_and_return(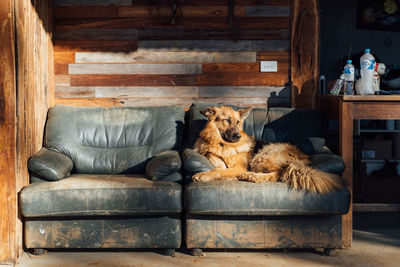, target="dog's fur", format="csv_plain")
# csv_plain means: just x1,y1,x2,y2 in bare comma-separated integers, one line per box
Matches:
193,106,343,194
